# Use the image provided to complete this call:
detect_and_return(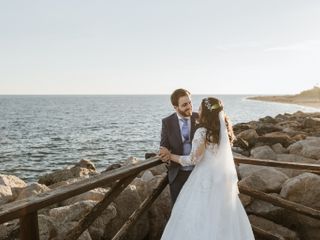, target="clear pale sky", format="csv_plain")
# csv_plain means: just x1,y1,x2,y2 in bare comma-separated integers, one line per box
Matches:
1,0,320,95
